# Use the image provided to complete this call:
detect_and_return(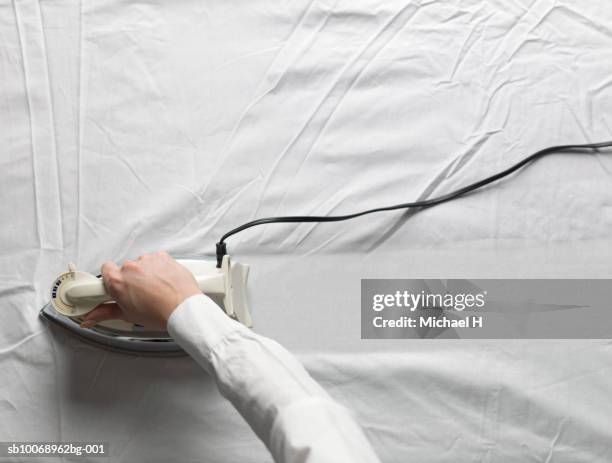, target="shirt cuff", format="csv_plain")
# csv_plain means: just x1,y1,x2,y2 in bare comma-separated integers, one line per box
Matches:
167,293,247,373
